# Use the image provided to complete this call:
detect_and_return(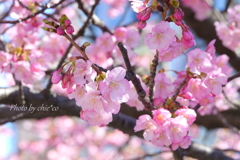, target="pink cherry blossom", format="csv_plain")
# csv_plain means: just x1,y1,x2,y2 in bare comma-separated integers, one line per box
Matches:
114,27,127,42
73,59,92,85
158,42,185,62
152,108,171,125
215,54,233,76
99,67,130,103
129,0,147,13
96,32,116,52
126,79,148,111
186,48,212,74
166,116,189,143
145,21,176,52
80,83,107,113
175,108,196,125
198,94,215,106
203,68,227,95
153,124,172,147
0,51,12,72
154,73,174,99
81,109,113,127
172,135,191,150
206,39,216,63
185,78,210,101
134,115,155,132
101,93,121,114
125,28,141,48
